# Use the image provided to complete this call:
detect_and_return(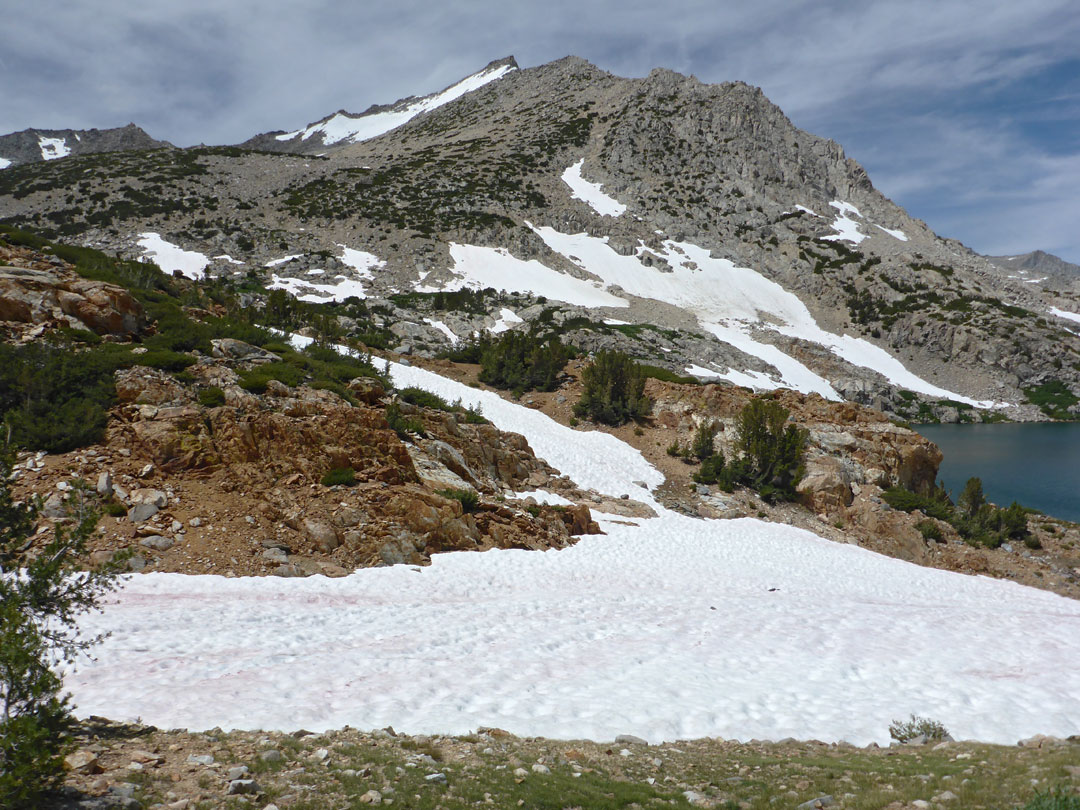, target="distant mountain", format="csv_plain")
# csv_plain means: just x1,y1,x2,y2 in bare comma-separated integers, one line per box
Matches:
241,57,518,154
1,56,1077,420
985,250,1080,293
0,123,171,169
